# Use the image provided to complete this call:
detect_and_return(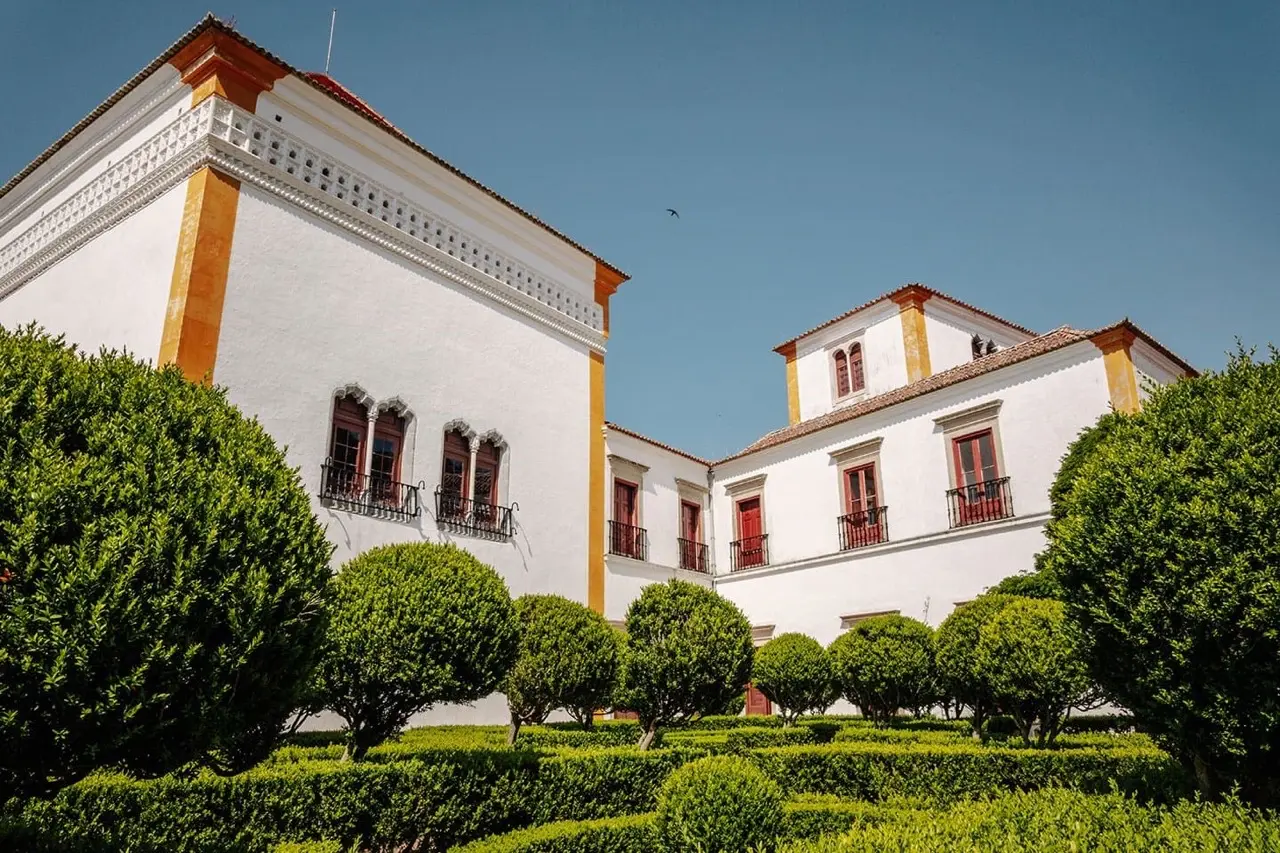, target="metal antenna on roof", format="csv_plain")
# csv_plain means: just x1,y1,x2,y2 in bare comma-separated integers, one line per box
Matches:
324,9,337,73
